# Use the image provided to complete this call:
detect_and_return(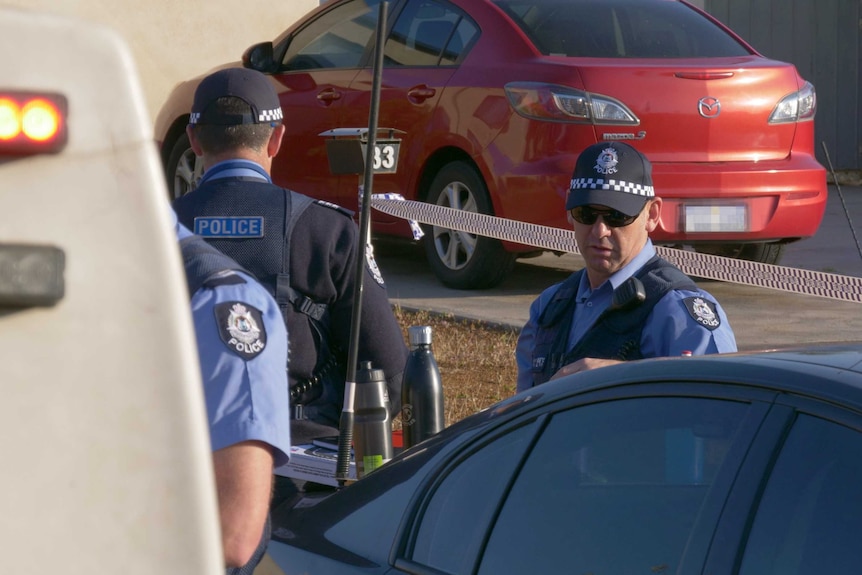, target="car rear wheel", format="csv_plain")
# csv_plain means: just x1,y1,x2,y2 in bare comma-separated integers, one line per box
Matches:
695,242,786,265
165,132,202,200
423,162,516,290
